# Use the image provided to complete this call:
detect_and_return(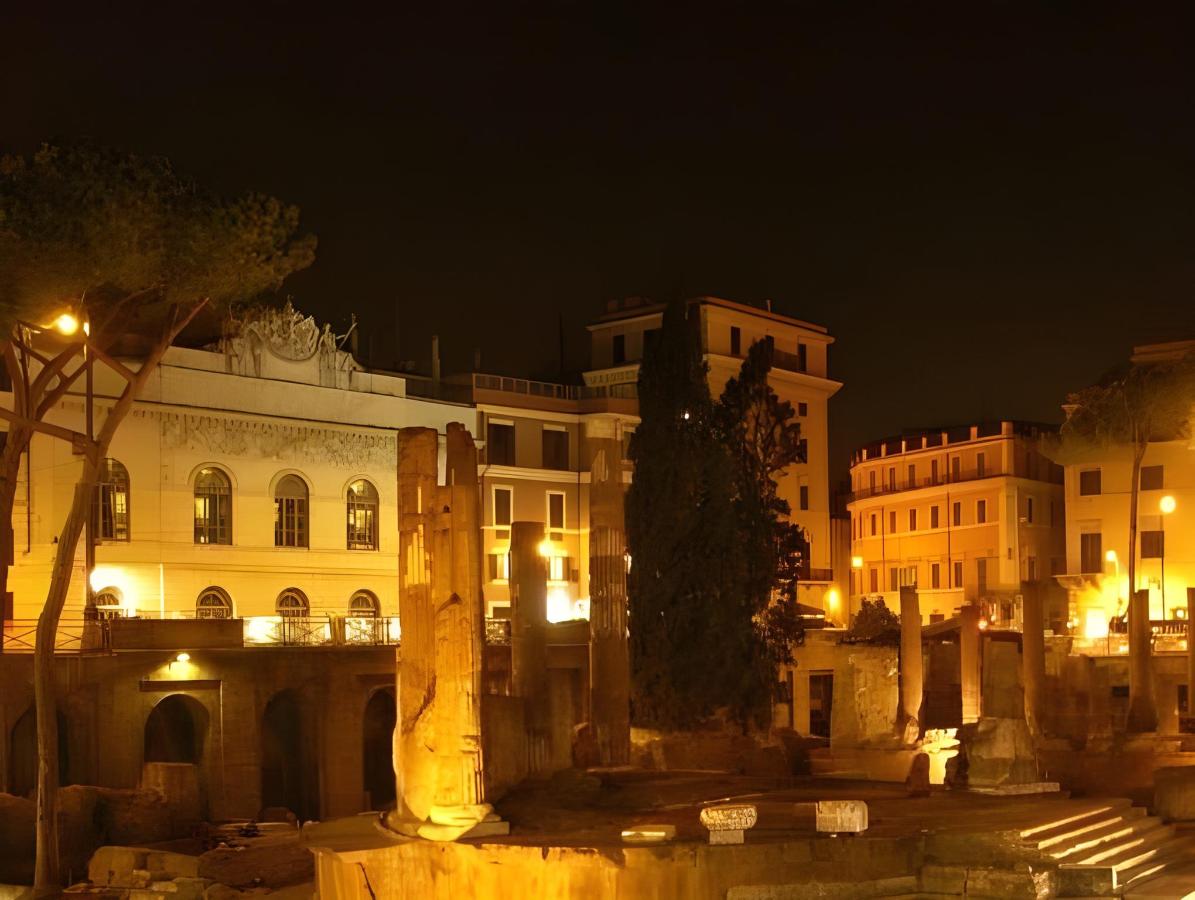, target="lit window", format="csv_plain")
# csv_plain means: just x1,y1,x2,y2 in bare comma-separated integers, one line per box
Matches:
94,458,130,542
194,468,231,545
346,479,379,550
94,588,124,620
549,555,567,582
196,587,232,619
489,551,510,581
276,588,309,617
274,475,309,547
